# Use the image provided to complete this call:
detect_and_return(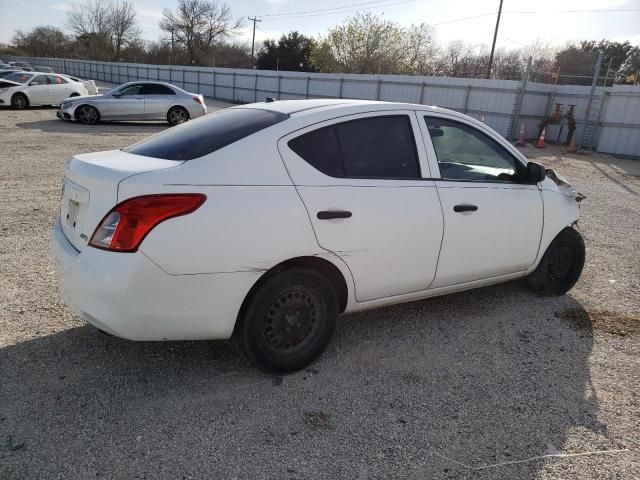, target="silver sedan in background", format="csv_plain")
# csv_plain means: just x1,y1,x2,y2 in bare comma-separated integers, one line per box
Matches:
57,81,206,126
